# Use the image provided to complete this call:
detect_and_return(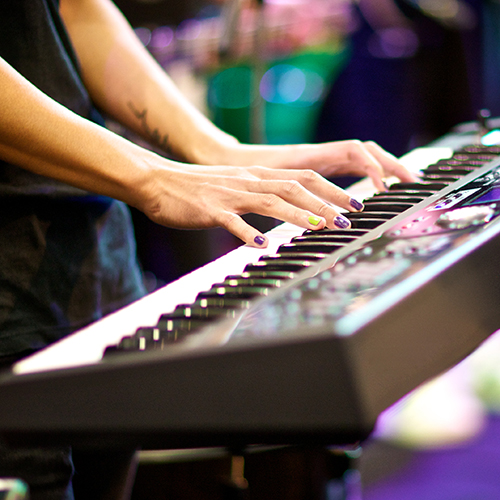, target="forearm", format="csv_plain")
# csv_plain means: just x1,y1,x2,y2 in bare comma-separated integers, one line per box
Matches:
0,56,159,209
59,0,239,165
57,0,413,188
